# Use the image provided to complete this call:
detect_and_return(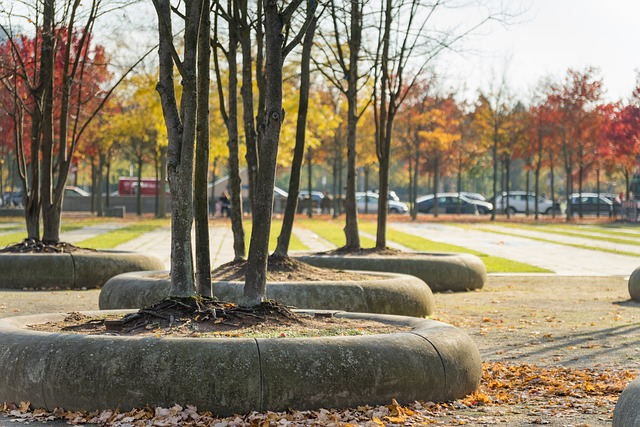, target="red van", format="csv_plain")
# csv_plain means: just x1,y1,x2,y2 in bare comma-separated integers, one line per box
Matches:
118,177,168,196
